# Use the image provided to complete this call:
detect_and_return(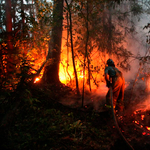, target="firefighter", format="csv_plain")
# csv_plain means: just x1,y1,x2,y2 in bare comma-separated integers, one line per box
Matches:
104,59,125,112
